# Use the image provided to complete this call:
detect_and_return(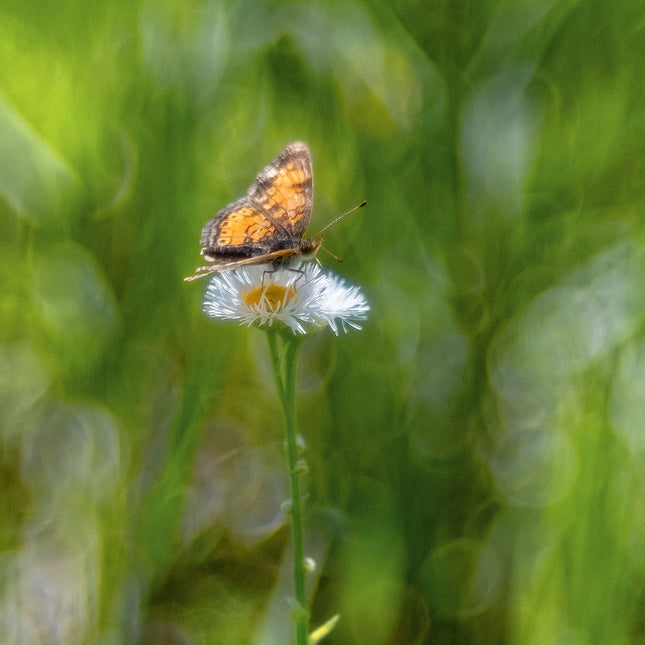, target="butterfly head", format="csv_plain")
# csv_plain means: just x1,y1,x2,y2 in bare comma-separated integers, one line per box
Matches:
300,237,323,258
